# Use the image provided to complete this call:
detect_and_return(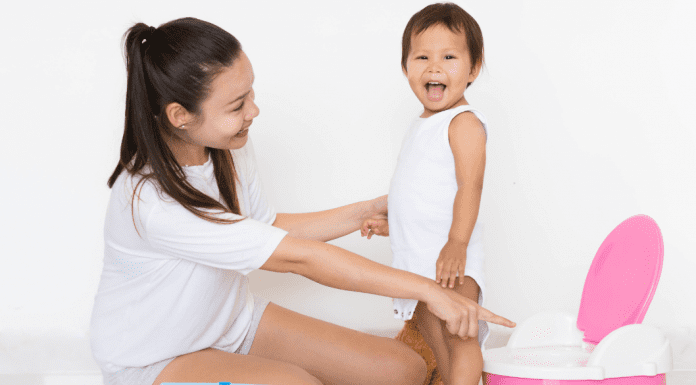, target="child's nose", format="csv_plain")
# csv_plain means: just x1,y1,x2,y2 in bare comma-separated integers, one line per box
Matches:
427,60,444,73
